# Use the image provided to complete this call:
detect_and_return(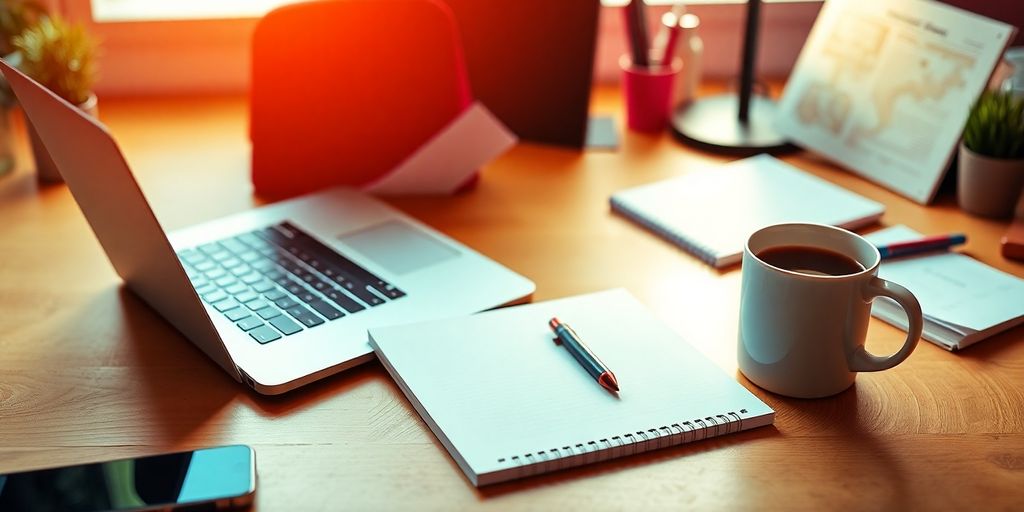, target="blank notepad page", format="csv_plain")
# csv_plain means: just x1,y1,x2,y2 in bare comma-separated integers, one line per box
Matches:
369,289,774,486
610,155,885,267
